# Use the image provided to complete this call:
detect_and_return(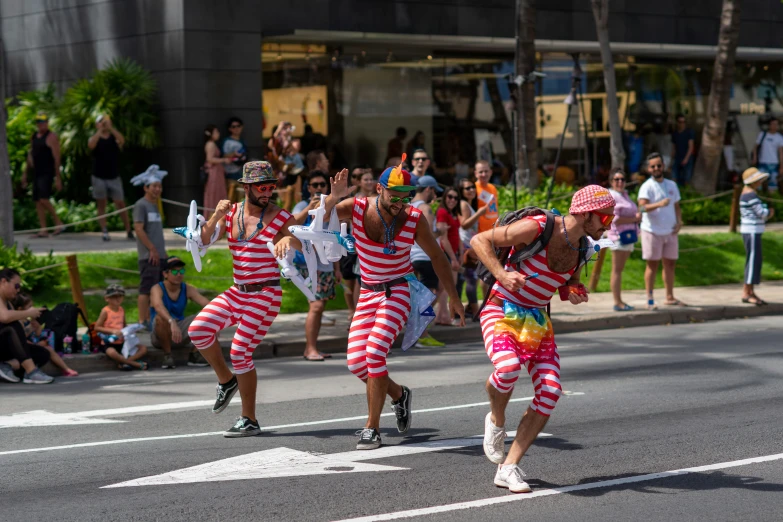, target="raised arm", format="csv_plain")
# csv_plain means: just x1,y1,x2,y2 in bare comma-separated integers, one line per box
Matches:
459,201,487,230
323,169,357,220
200,200,230,244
